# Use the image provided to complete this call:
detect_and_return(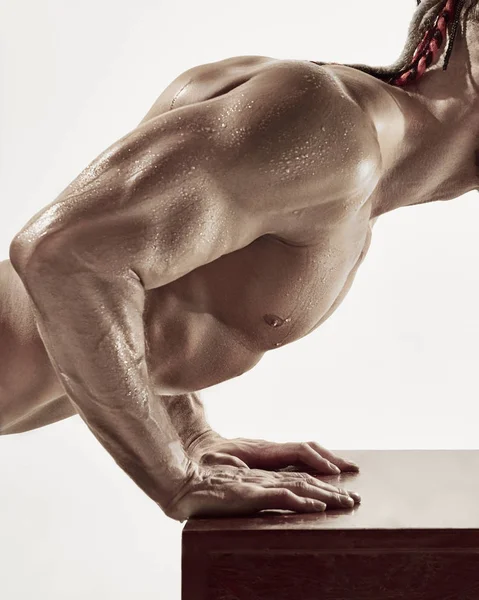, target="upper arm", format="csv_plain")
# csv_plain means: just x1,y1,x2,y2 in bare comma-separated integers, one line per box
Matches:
10,60,381,290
